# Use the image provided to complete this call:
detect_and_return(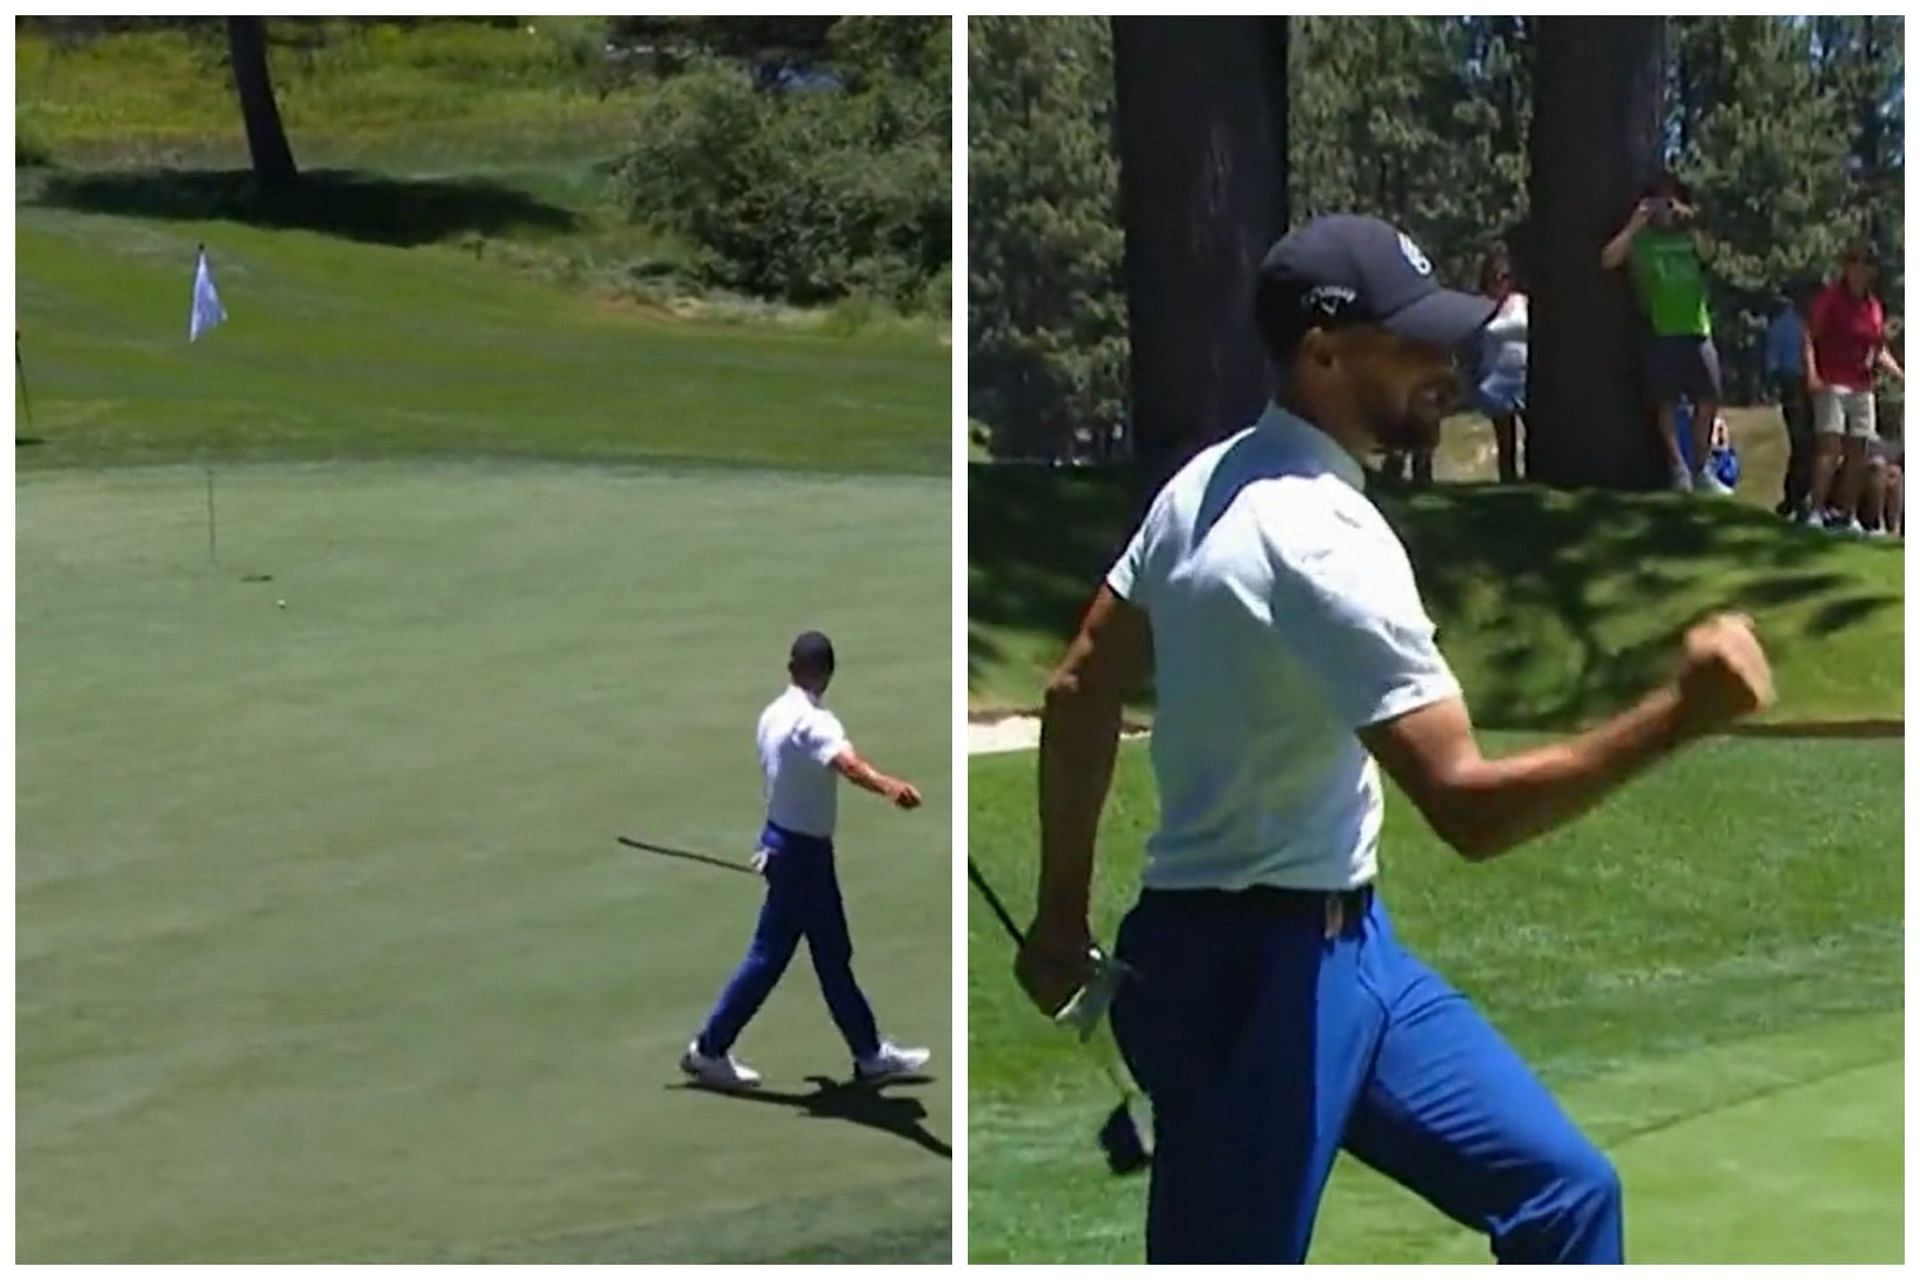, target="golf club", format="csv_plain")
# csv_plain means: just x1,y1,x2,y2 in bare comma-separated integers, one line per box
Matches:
16,330,34,433
617,834,758,877
967,857,1150,1176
